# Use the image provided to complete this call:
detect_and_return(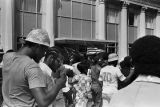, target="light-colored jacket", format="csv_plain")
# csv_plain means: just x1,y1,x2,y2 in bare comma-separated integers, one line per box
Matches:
110,75,160,107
